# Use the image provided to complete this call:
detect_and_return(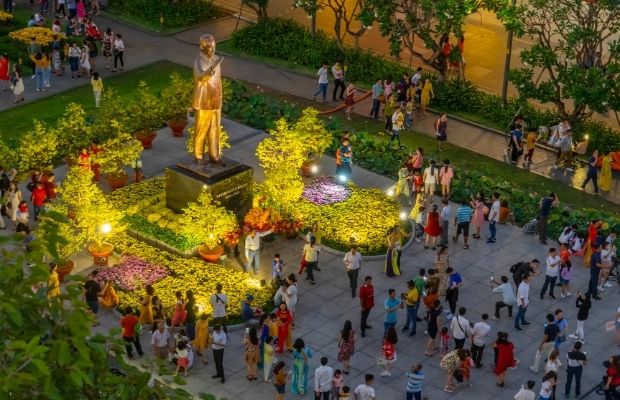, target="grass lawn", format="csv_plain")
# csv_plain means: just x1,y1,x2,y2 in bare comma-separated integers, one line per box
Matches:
0,61,191,144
